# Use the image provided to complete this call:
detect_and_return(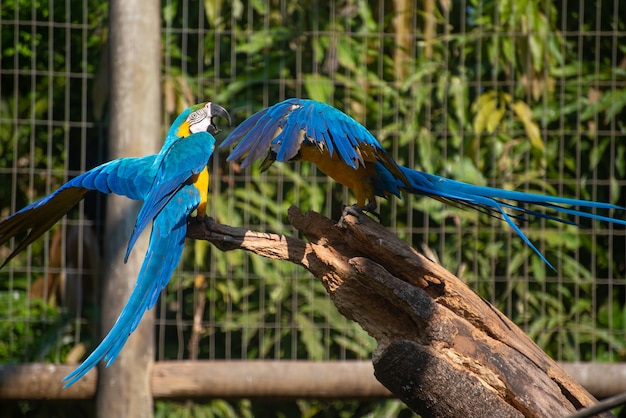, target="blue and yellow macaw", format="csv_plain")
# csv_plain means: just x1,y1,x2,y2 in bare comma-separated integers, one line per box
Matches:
221,98,626,269
0,101,230,387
